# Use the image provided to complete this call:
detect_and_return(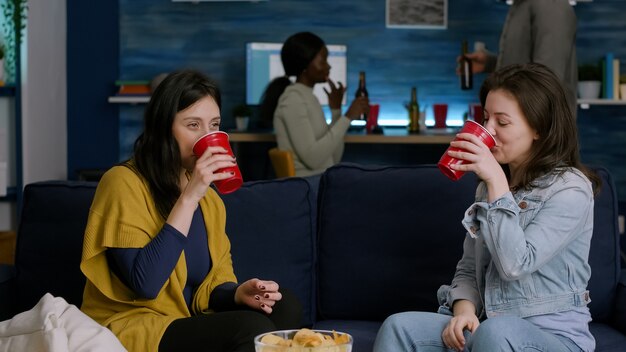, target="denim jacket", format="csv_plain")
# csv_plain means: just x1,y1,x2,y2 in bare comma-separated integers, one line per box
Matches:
438,167,594,319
